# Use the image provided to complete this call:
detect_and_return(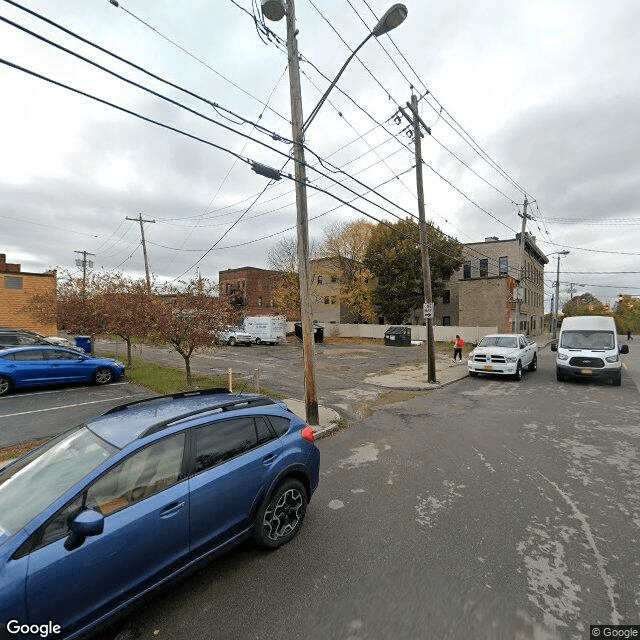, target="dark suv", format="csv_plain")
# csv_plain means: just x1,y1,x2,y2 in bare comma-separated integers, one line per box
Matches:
0,328,63,349
0,388,320,640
